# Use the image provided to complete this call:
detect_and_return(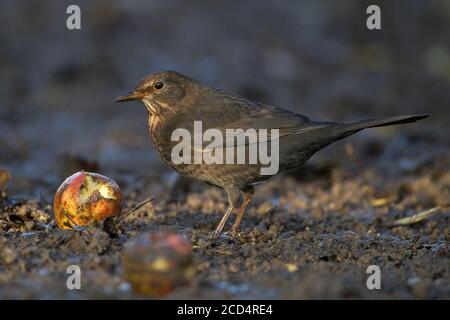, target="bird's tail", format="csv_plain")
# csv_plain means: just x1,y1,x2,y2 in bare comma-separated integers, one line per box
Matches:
342,114,429,131
331,114,428,138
